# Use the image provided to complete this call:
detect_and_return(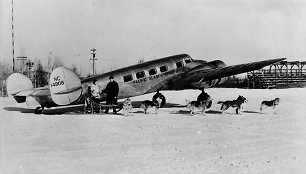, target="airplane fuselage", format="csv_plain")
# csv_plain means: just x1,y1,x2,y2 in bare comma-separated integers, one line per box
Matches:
31,54,226,108
80,54,222,100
